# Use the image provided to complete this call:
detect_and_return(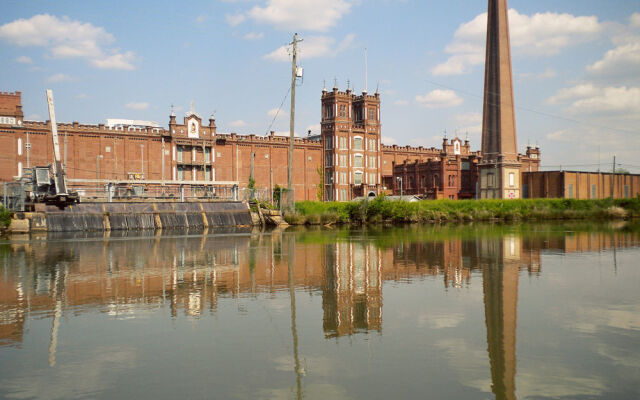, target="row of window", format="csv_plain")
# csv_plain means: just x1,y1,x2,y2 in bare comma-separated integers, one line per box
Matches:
326,171,378,185
325,153,377,168
176,146,214,163
175,165,213,181
324,136,378,151
485,172,516,188
323,104,378,121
